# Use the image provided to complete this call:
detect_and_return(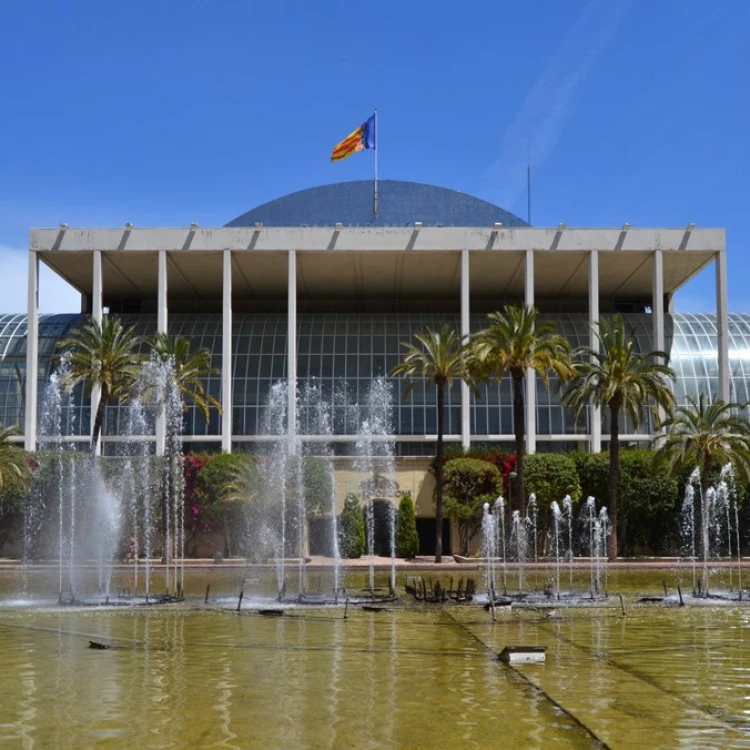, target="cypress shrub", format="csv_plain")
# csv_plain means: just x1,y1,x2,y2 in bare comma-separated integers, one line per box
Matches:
338,492,365,558
395,492,419,559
